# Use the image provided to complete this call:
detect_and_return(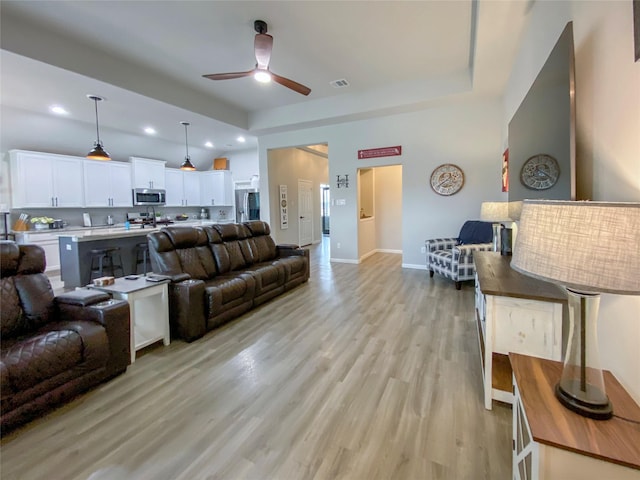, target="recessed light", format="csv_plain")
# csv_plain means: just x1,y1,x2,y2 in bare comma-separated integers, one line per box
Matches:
49,105,68,115
236,136,246,143
144,127,157,135
205,141,214,148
